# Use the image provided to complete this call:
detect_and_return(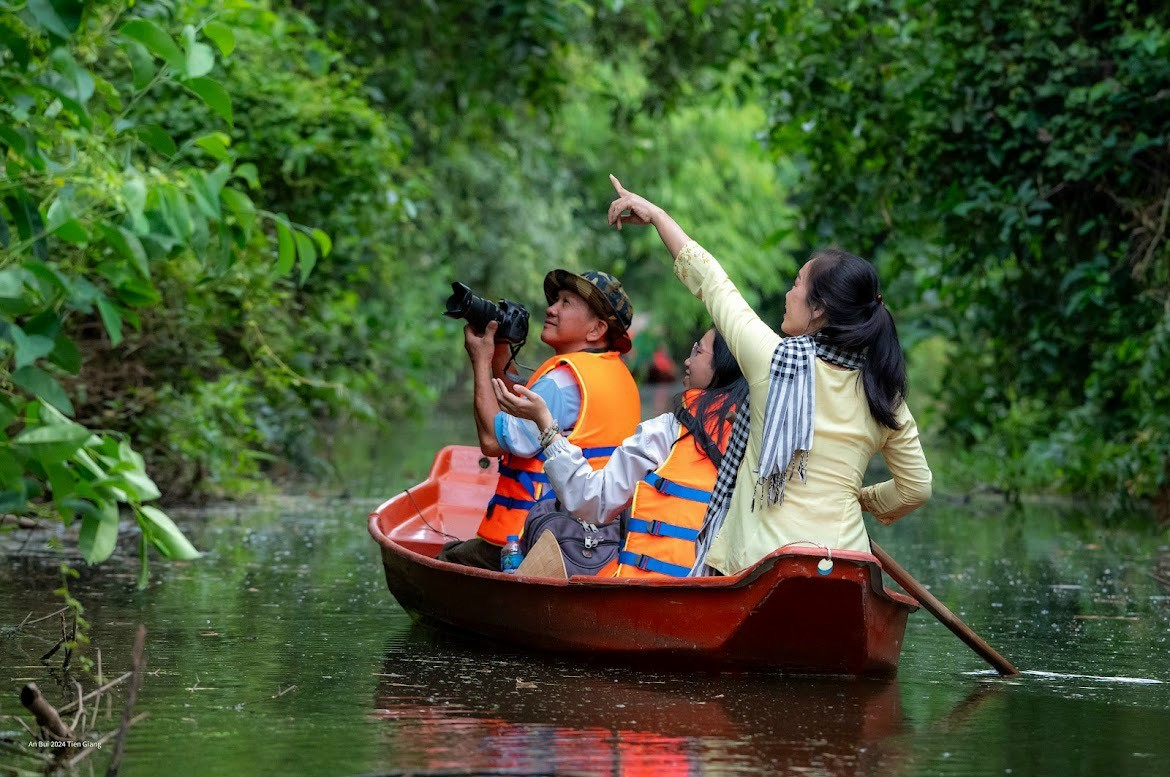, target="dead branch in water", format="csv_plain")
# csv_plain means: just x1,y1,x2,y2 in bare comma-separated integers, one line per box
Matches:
63,712,148,769
19,683,74,741
105,623,146,777
58,672,132,714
